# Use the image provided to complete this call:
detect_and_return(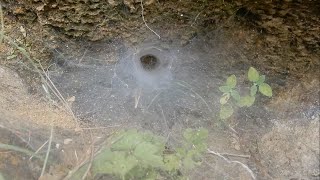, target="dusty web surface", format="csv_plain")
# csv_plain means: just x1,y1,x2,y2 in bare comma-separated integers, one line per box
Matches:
0,1,319,177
